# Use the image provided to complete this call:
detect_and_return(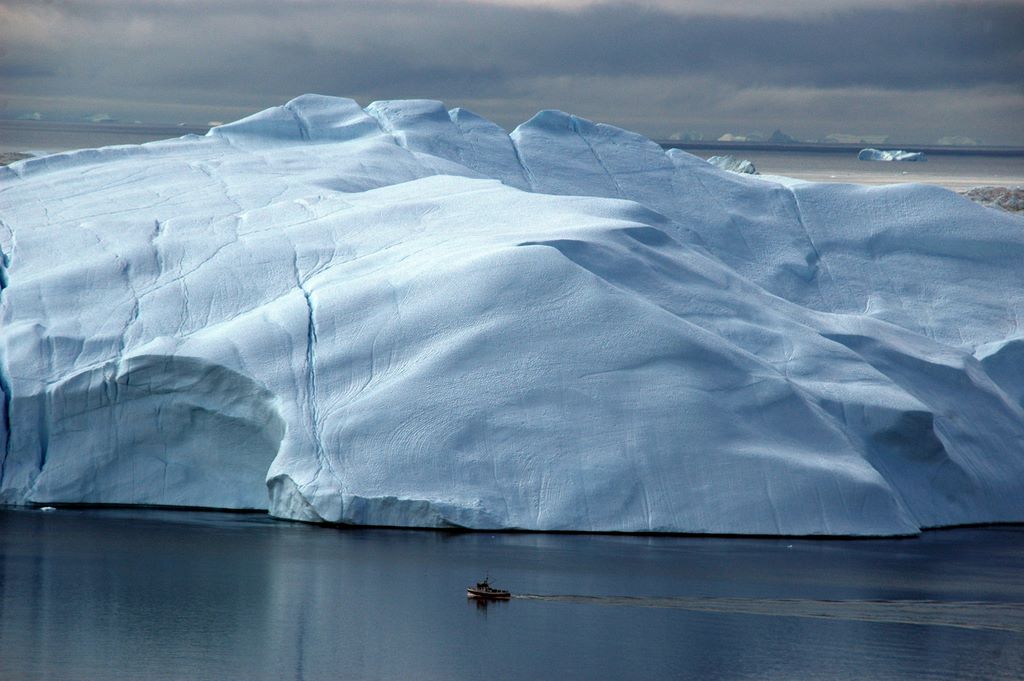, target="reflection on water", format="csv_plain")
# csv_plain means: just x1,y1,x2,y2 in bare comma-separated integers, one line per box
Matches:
1,508,1023,681
469,596,510,613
